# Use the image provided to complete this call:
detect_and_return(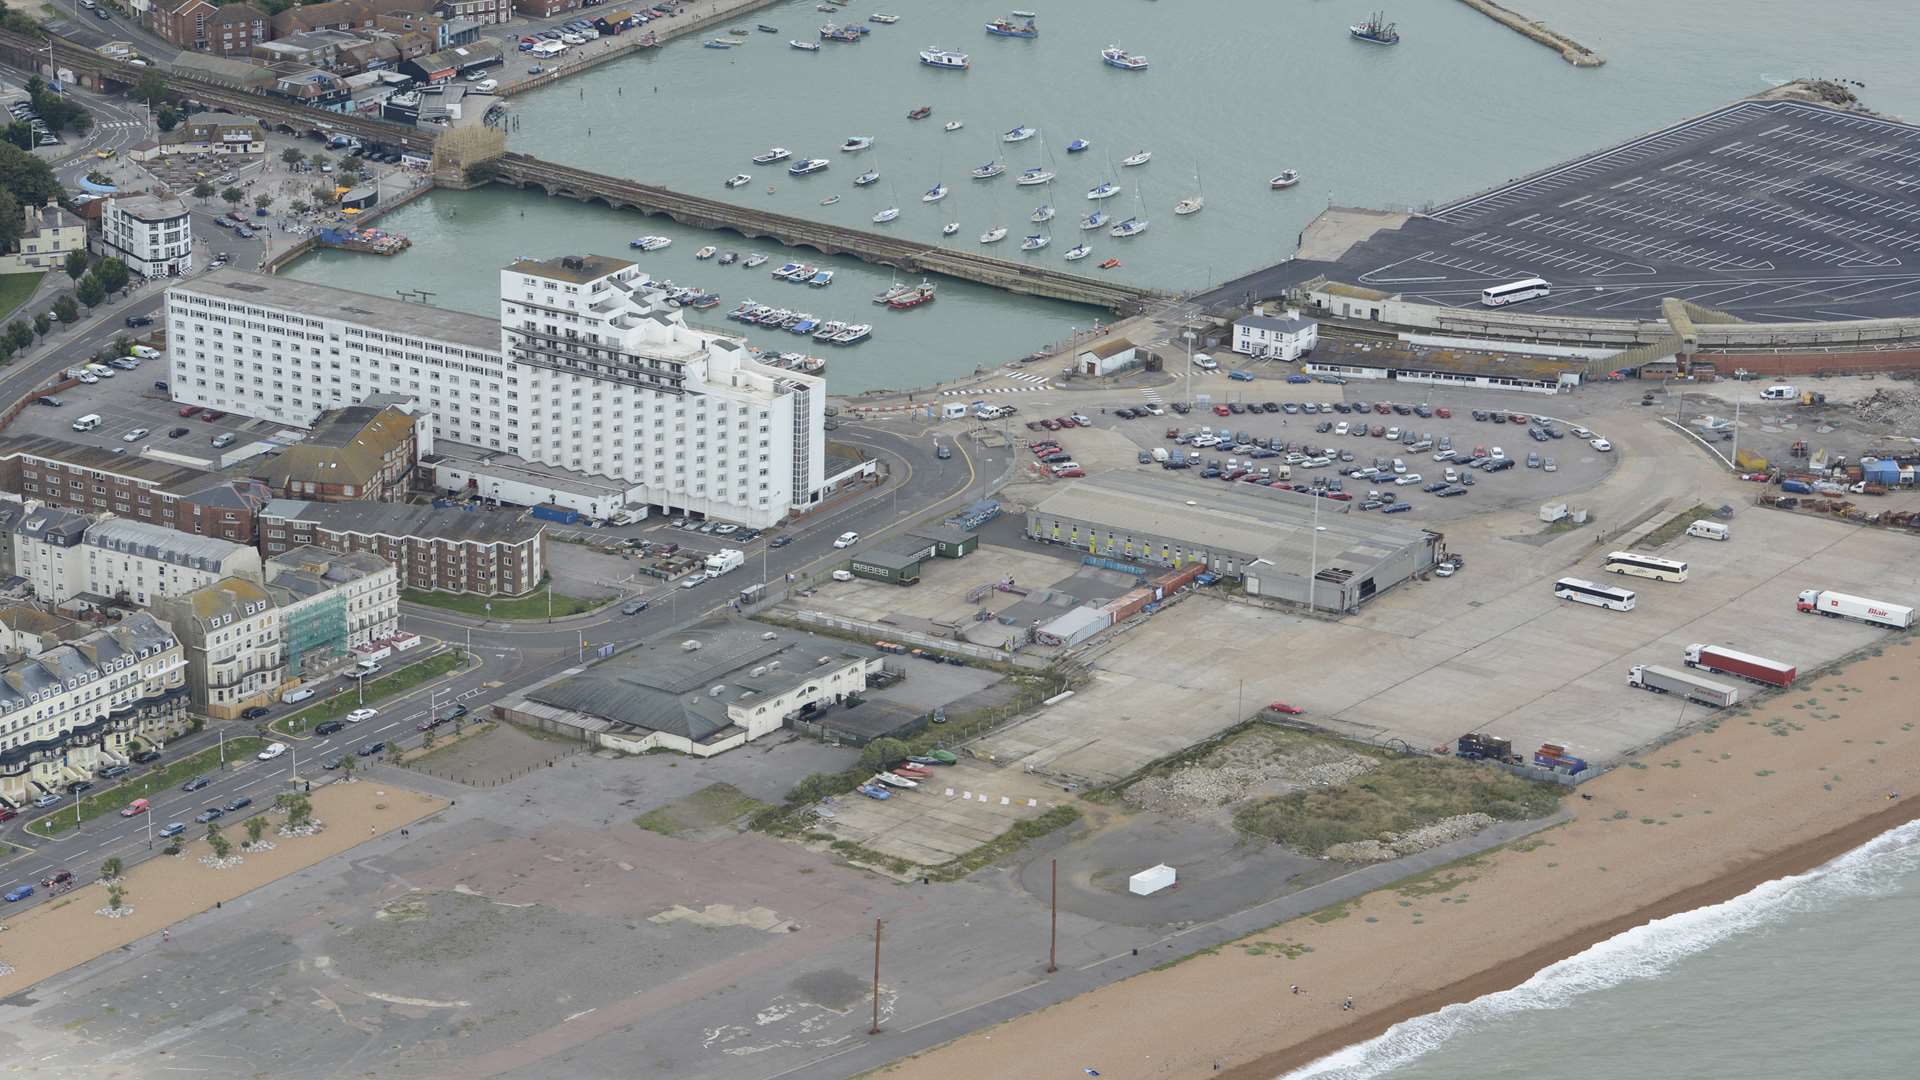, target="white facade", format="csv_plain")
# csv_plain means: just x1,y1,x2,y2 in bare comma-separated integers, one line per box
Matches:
99,193,194,279
265,548,401,654
165,256,829,529
1233,314,1318,361
81,518,263,606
